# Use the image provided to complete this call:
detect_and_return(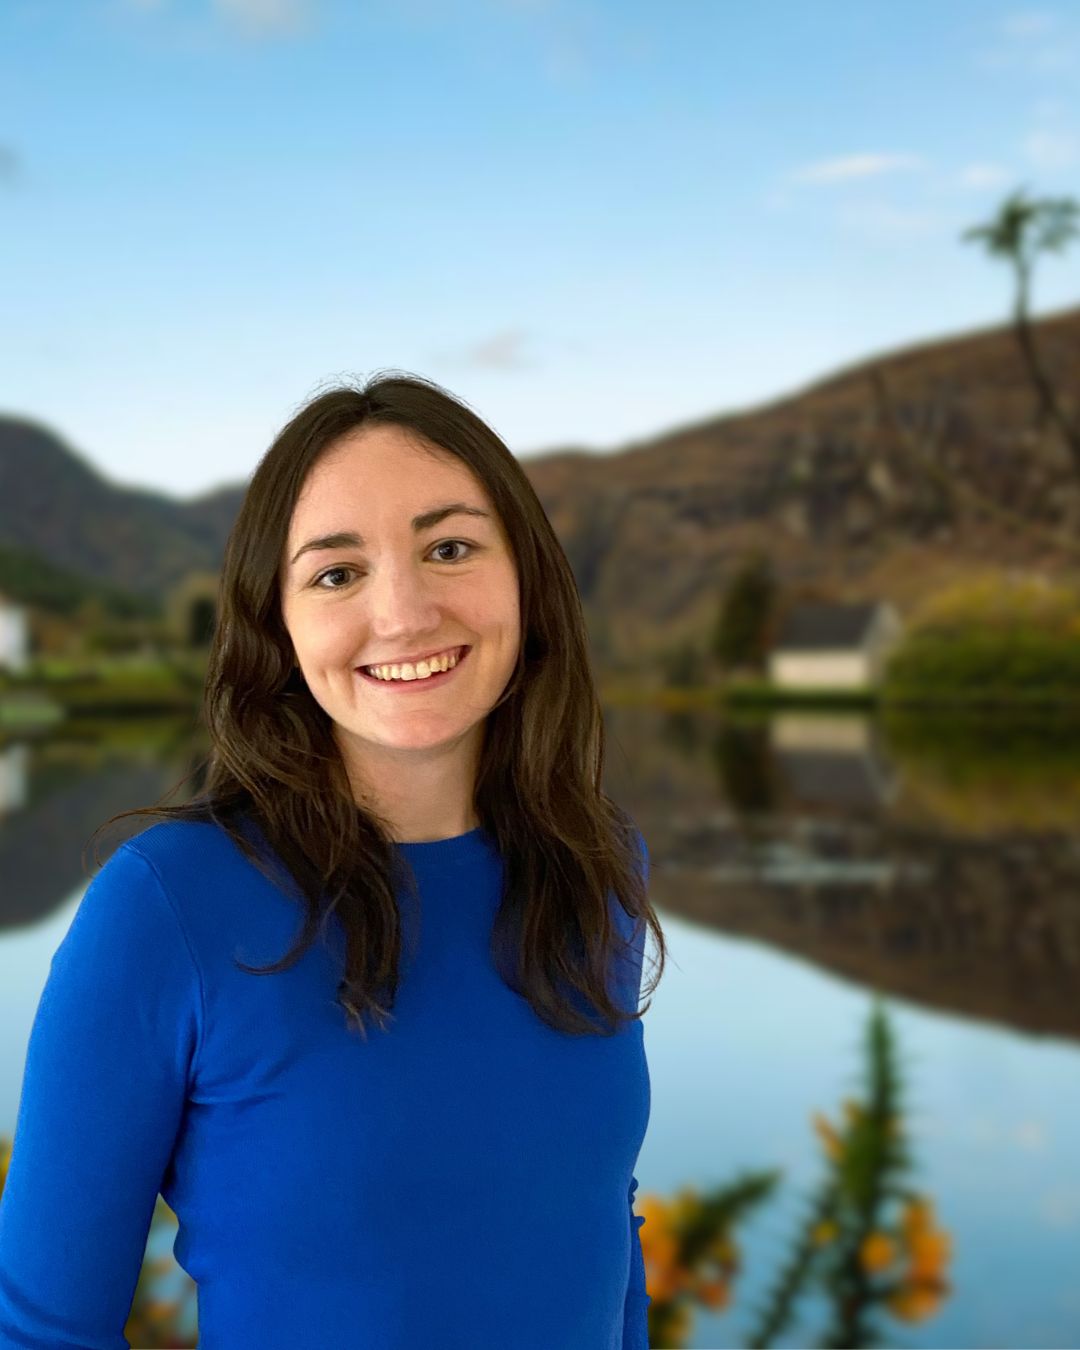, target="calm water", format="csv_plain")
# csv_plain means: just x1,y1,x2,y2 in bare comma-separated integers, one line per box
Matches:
2,705,1079,1349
